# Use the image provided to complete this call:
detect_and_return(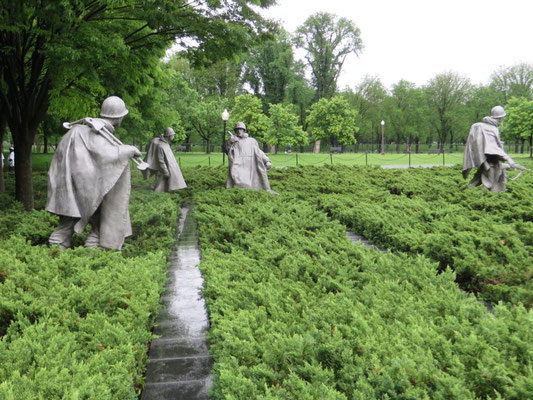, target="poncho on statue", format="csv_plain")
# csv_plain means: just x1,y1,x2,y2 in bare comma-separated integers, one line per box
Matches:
226,132,272,191
46,119,133,249
143,136,187,192
462,116,511,192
